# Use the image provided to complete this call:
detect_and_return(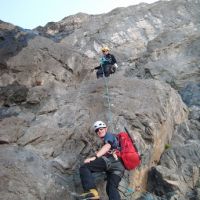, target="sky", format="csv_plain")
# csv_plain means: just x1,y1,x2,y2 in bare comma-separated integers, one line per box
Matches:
0,0,158,29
